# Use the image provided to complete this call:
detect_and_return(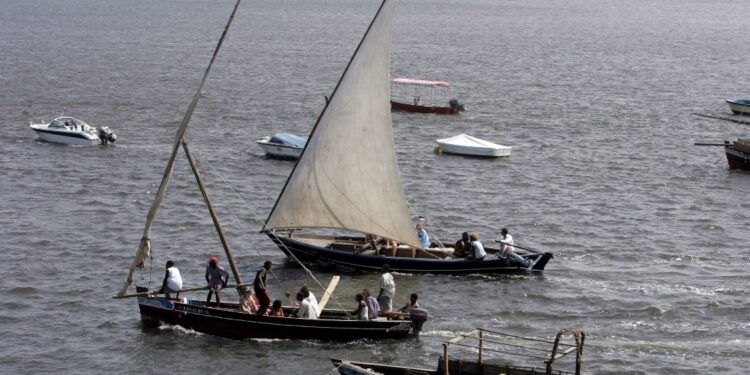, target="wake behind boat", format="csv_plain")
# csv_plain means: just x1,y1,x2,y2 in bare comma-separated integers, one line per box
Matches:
30,116,116,145
263,0,551,274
